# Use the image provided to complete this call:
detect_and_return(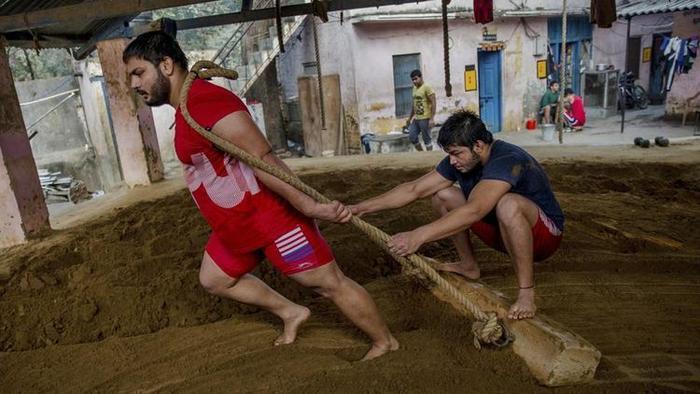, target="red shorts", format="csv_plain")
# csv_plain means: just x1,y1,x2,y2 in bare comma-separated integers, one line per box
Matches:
205,216,334,278
471,208,562,262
